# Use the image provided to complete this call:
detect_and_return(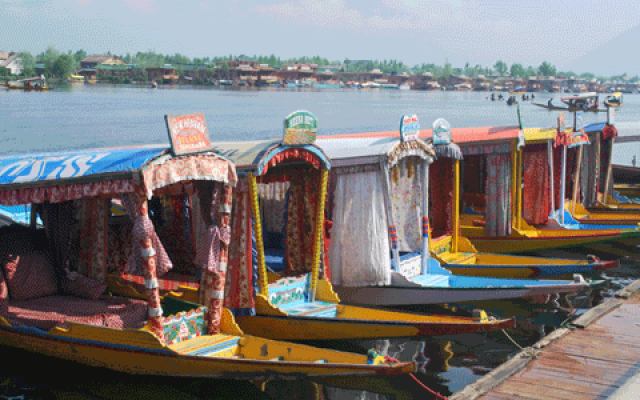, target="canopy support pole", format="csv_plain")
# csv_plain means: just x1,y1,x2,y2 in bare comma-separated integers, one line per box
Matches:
248,173,269,298
309,169,328,302
421,161,431,274
548,140,555,219
381,161,401,274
